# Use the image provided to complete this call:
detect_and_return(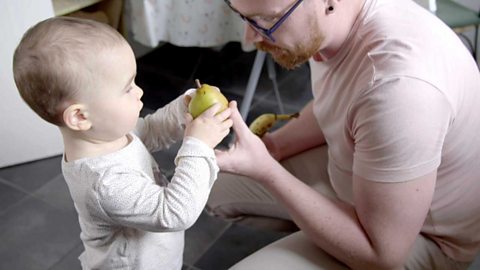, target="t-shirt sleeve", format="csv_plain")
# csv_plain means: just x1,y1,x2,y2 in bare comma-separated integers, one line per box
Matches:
350,77,453,182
